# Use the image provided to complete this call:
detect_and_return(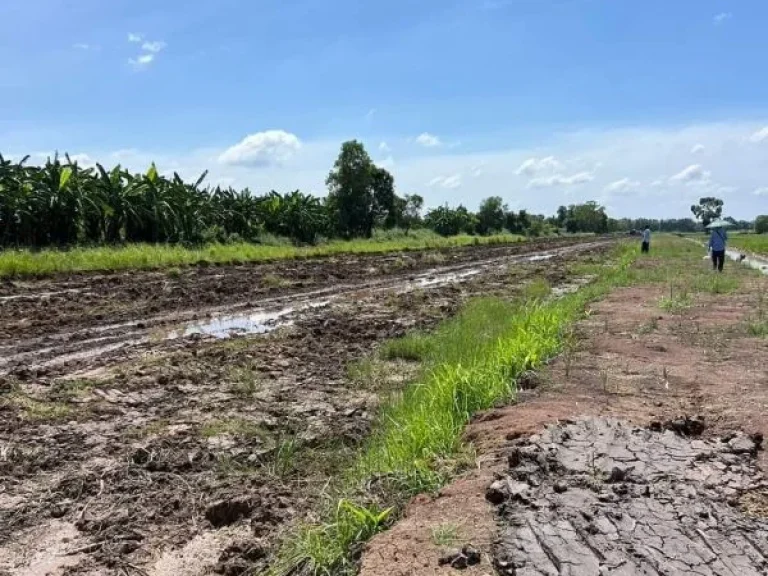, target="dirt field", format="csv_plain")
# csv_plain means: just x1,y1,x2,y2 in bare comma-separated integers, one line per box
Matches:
359,243,768,576
0,237,613,576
